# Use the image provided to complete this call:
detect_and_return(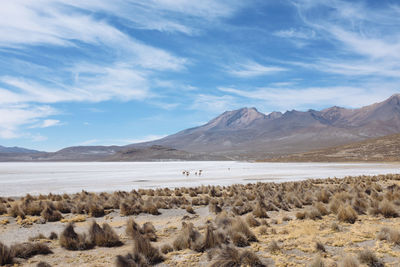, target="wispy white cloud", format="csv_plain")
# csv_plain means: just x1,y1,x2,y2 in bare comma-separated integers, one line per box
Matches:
290,0,400,77
226,61,286,78
191,94,238,112
0,105,57,139
273,28,316,39
219,86,400,110
29,119,62,129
